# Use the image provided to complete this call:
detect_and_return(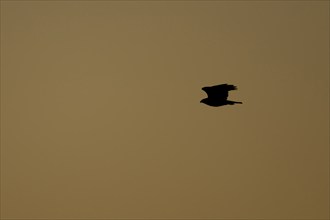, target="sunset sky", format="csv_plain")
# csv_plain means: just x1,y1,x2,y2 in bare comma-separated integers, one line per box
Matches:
1,1,329,219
